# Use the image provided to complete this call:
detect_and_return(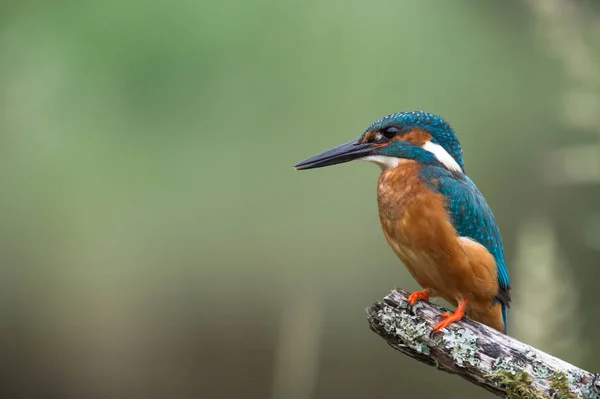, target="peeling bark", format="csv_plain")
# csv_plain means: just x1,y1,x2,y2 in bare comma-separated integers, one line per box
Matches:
366,289,599,398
